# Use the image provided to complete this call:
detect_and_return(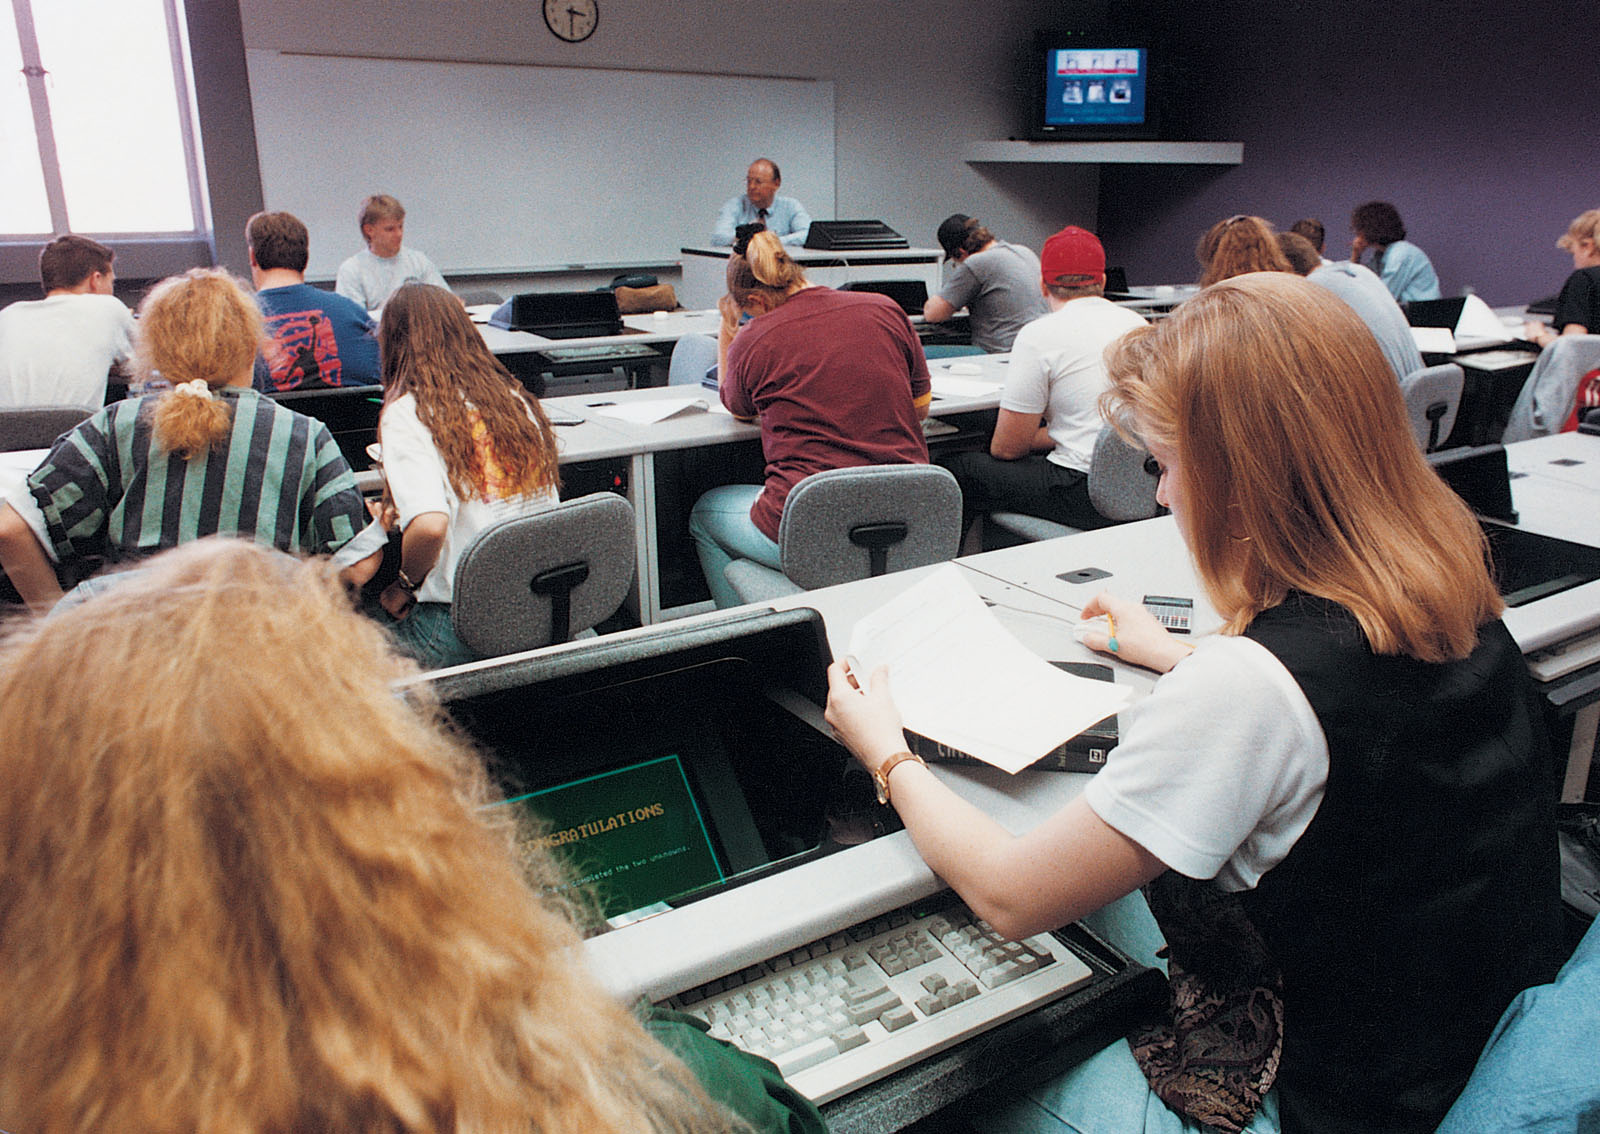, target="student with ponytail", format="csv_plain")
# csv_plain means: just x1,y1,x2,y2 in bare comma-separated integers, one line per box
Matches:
691,229,933,607
0,268,370,609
